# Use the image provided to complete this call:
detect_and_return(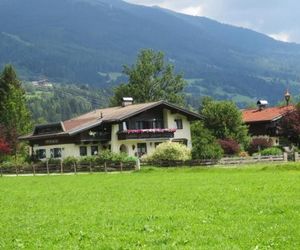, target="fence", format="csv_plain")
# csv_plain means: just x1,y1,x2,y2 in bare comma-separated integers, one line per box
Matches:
0,160,138,176
141,153,288,167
